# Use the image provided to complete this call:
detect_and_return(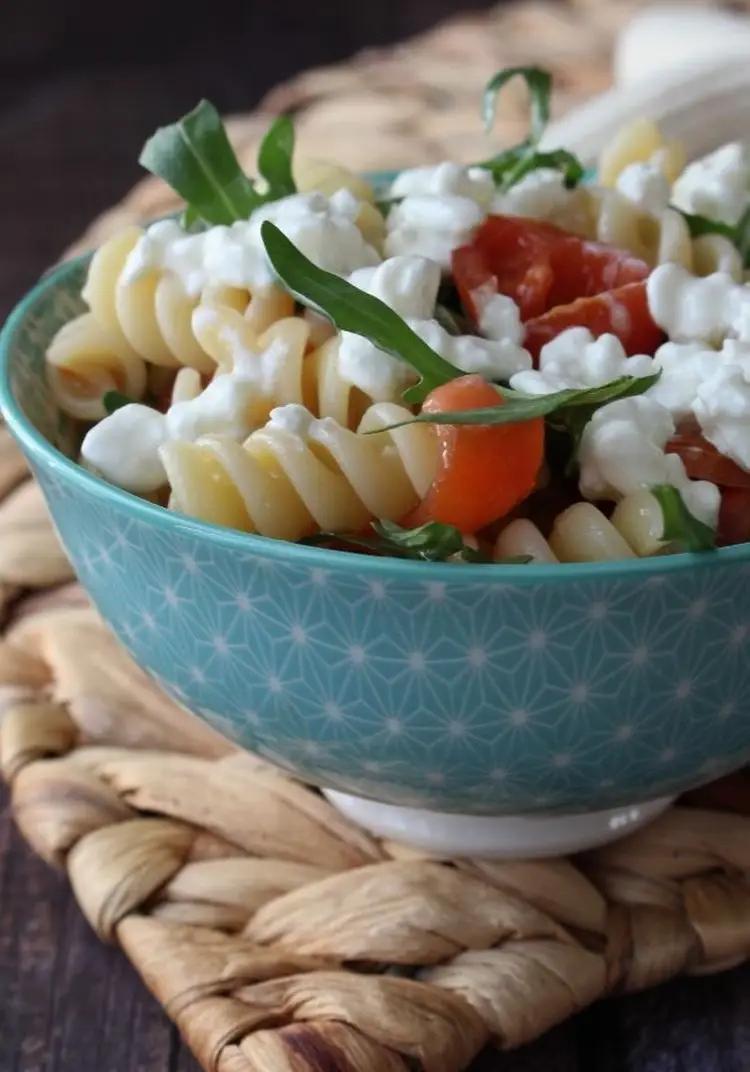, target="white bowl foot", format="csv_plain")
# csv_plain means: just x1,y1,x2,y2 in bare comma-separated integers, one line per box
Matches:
323,790,675,858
